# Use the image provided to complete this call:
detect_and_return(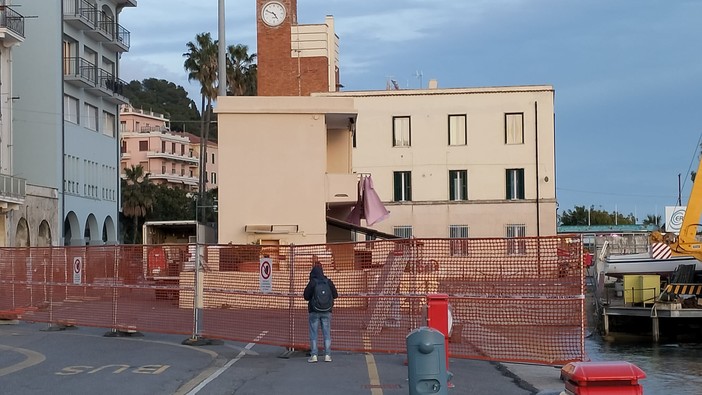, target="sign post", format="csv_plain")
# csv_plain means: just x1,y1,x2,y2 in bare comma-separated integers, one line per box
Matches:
260,257,273,293
72,257,82,284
